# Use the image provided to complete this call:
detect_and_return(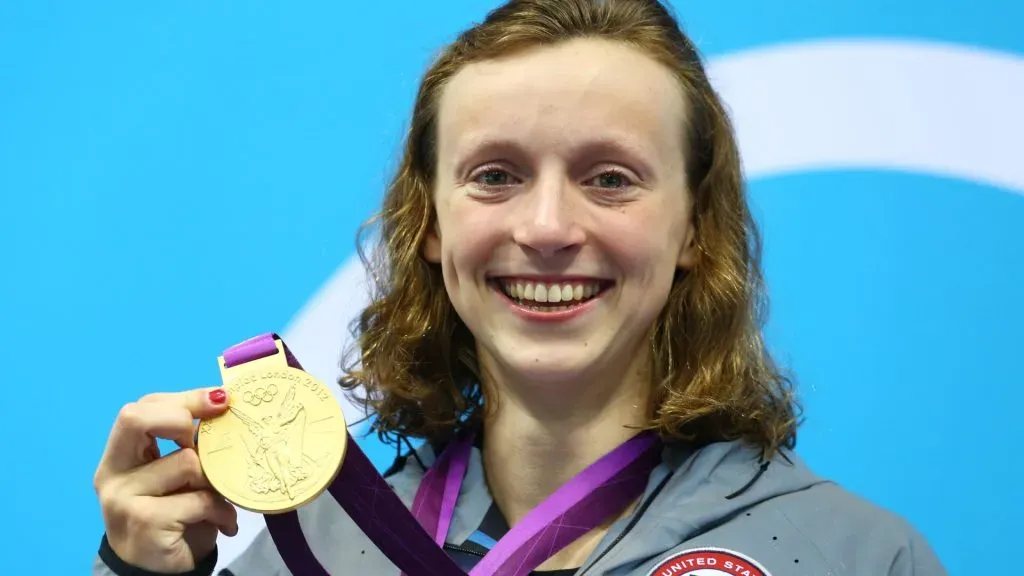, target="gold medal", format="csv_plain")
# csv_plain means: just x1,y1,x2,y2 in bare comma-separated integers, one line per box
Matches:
197,339,347,514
